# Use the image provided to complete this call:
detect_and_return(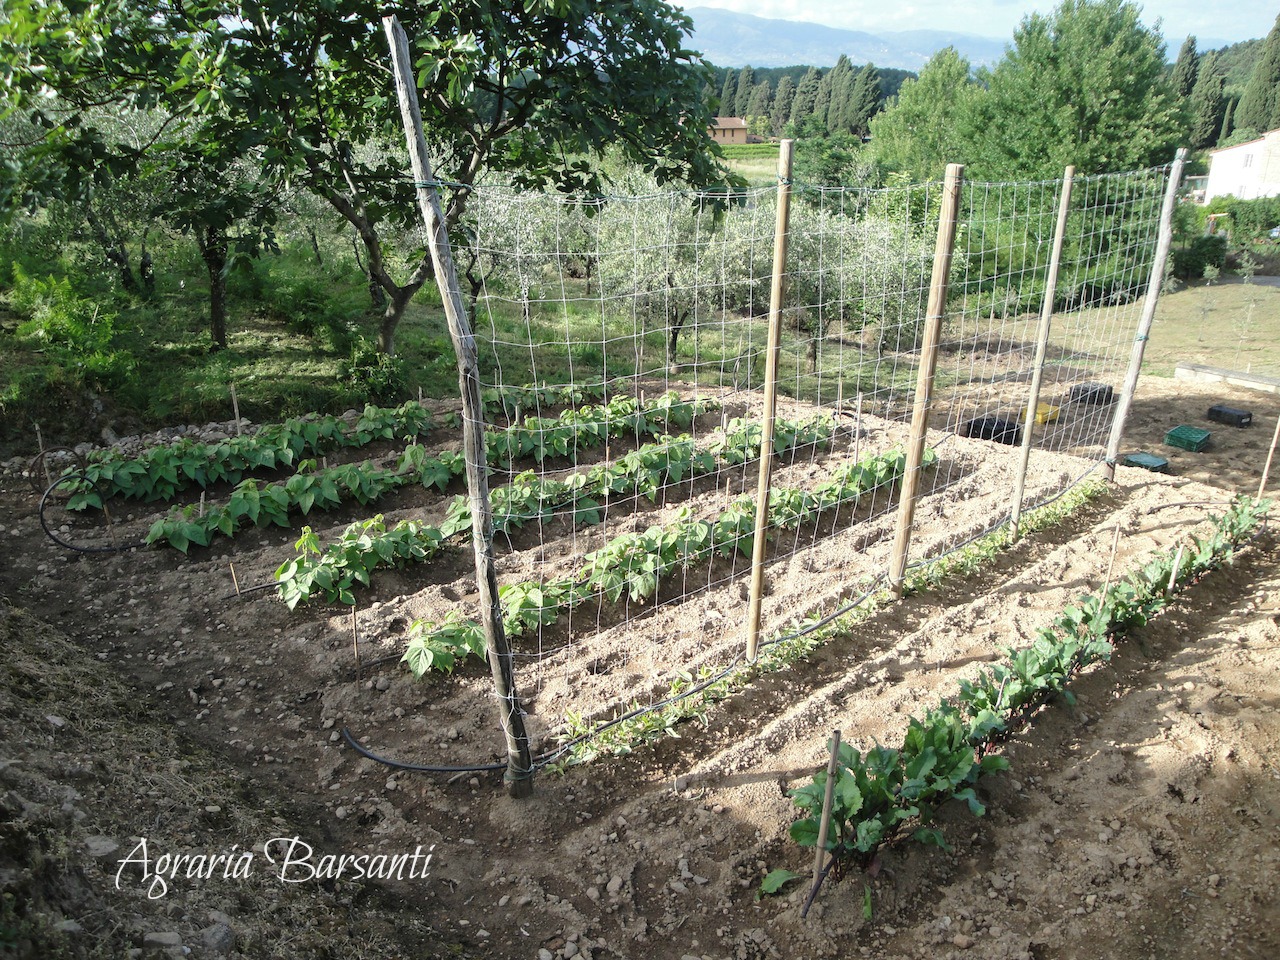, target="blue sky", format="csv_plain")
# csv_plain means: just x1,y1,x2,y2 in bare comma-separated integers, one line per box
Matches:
691,2,1275,46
